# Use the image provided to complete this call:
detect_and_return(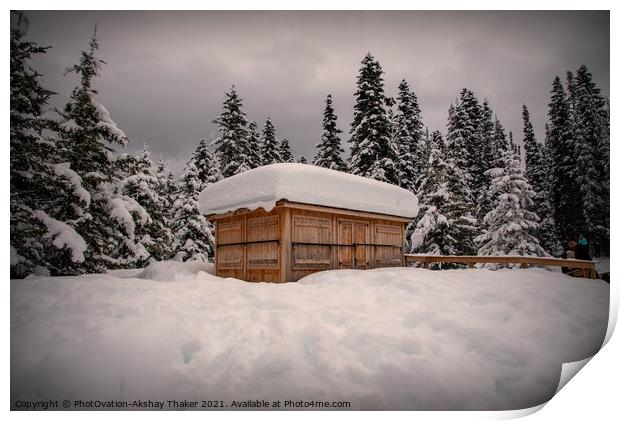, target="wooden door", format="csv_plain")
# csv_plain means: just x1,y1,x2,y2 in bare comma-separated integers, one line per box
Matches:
338,220,368,269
